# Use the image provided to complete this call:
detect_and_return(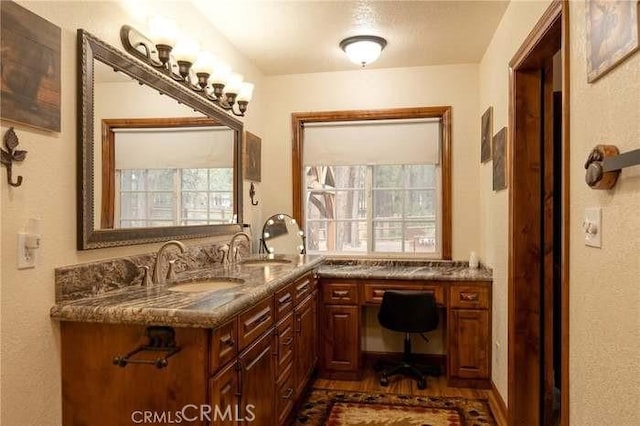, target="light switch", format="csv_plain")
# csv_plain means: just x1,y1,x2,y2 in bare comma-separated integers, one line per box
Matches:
583,207,601,248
